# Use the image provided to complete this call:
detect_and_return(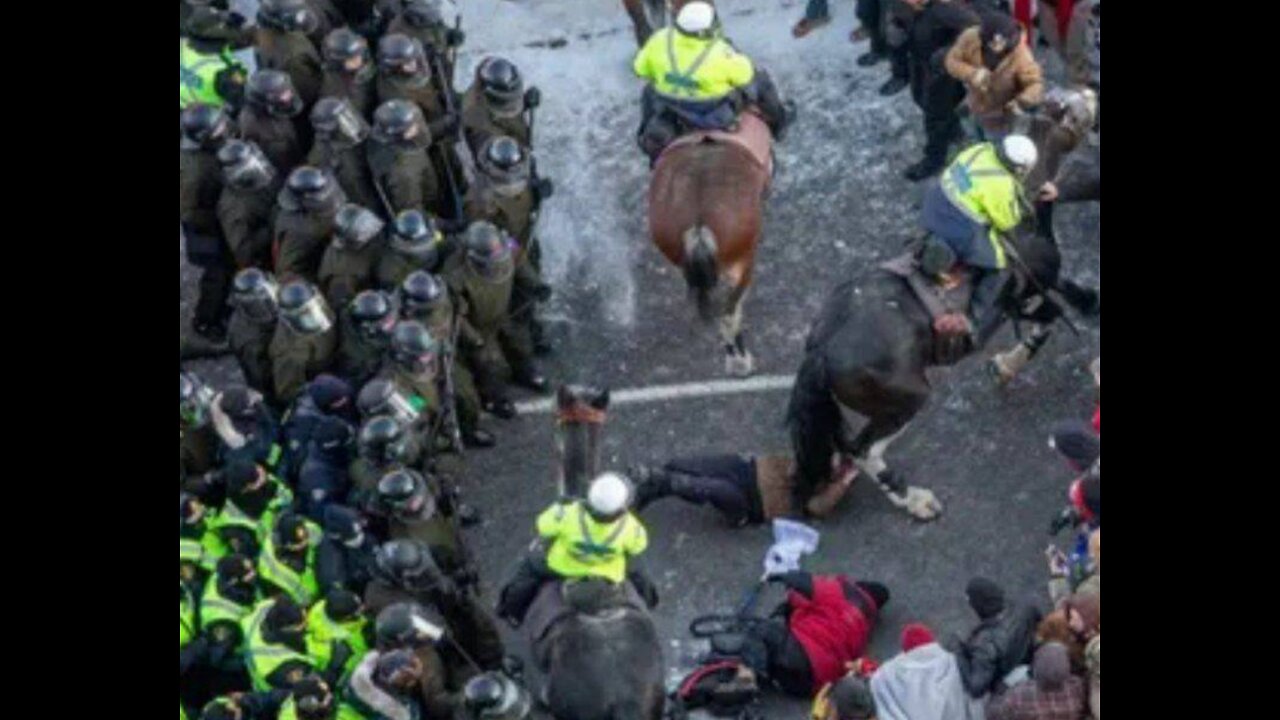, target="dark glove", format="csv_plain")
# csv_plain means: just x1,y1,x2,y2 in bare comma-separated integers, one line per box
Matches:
524,86,542,110
628,570,659,609
532,177,554,203
446,28,466,47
